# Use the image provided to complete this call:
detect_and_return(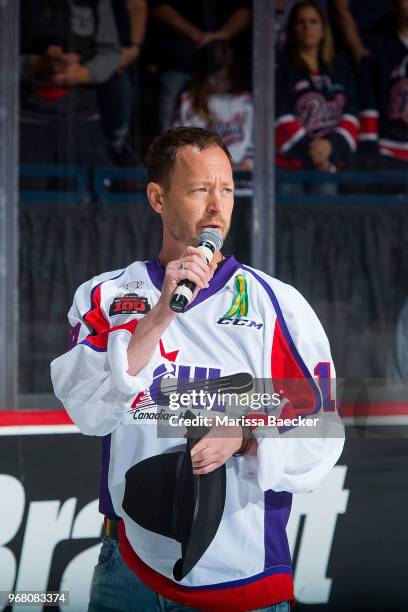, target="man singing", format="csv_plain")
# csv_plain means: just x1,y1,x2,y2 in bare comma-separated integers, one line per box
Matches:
51,127,344,611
